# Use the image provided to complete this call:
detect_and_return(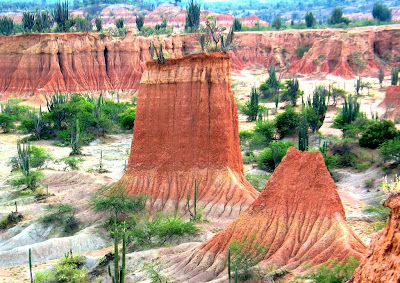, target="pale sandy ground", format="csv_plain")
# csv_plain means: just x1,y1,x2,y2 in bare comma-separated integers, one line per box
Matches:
0,70,393,281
